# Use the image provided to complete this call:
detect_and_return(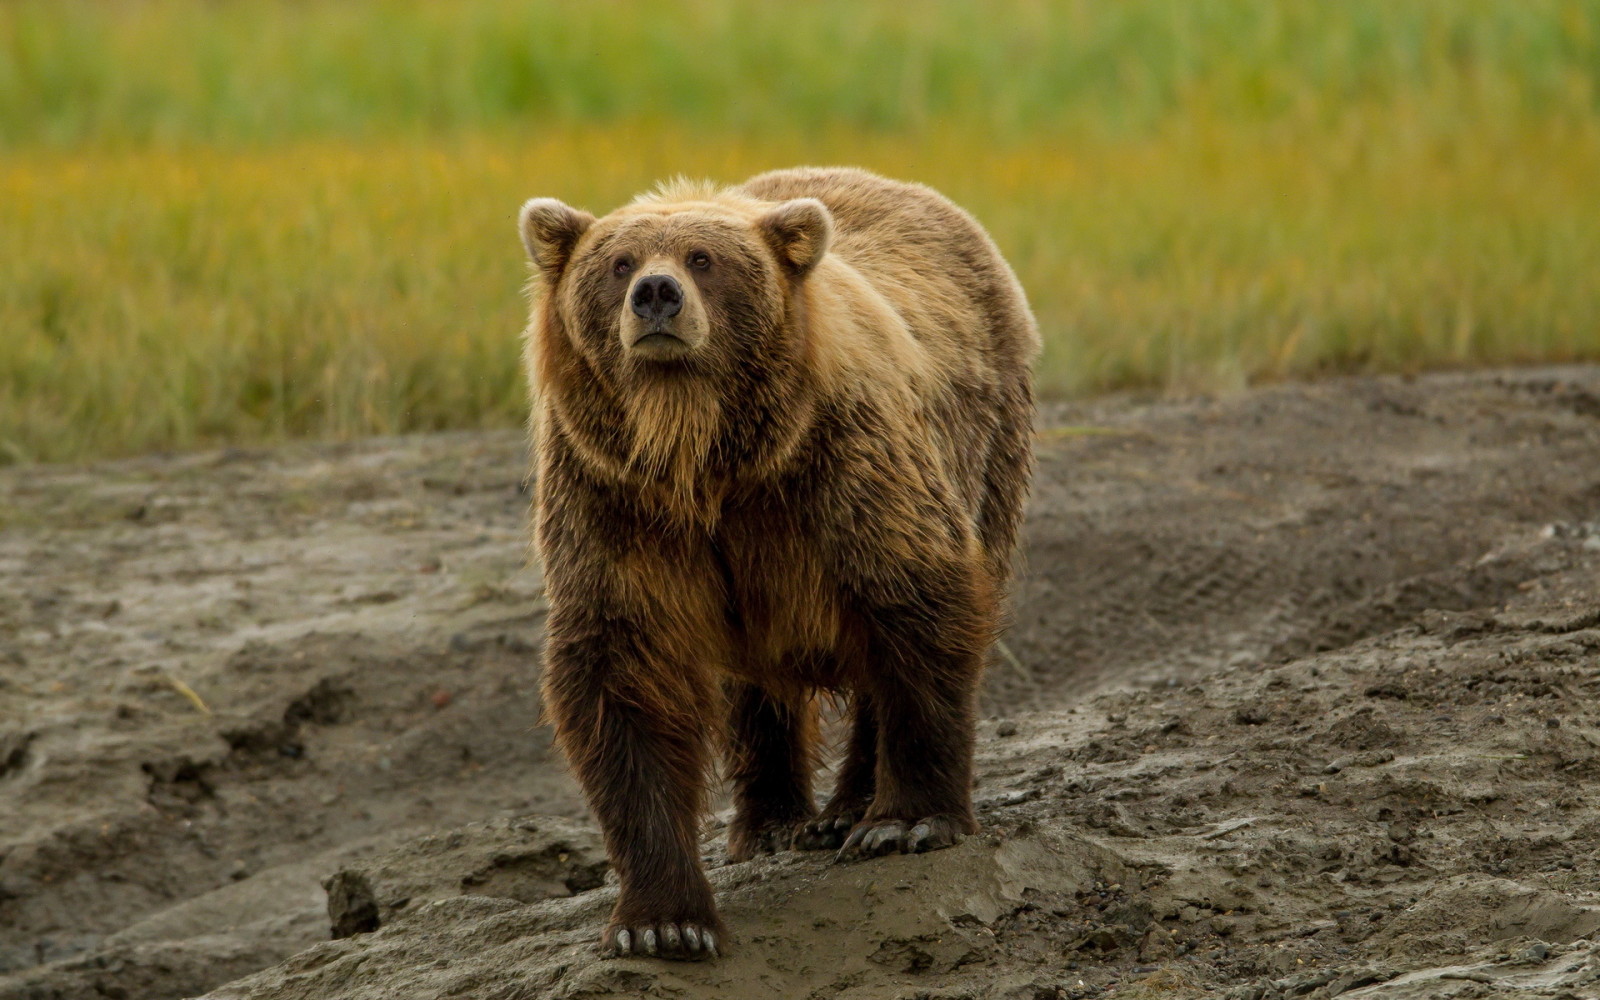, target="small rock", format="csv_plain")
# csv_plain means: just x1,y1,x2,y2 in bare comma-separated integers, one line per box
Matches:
978,788,1039,809
1290,969,1335,994
996,721,1018,737
1364,683,1409,700
326,870,380,938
